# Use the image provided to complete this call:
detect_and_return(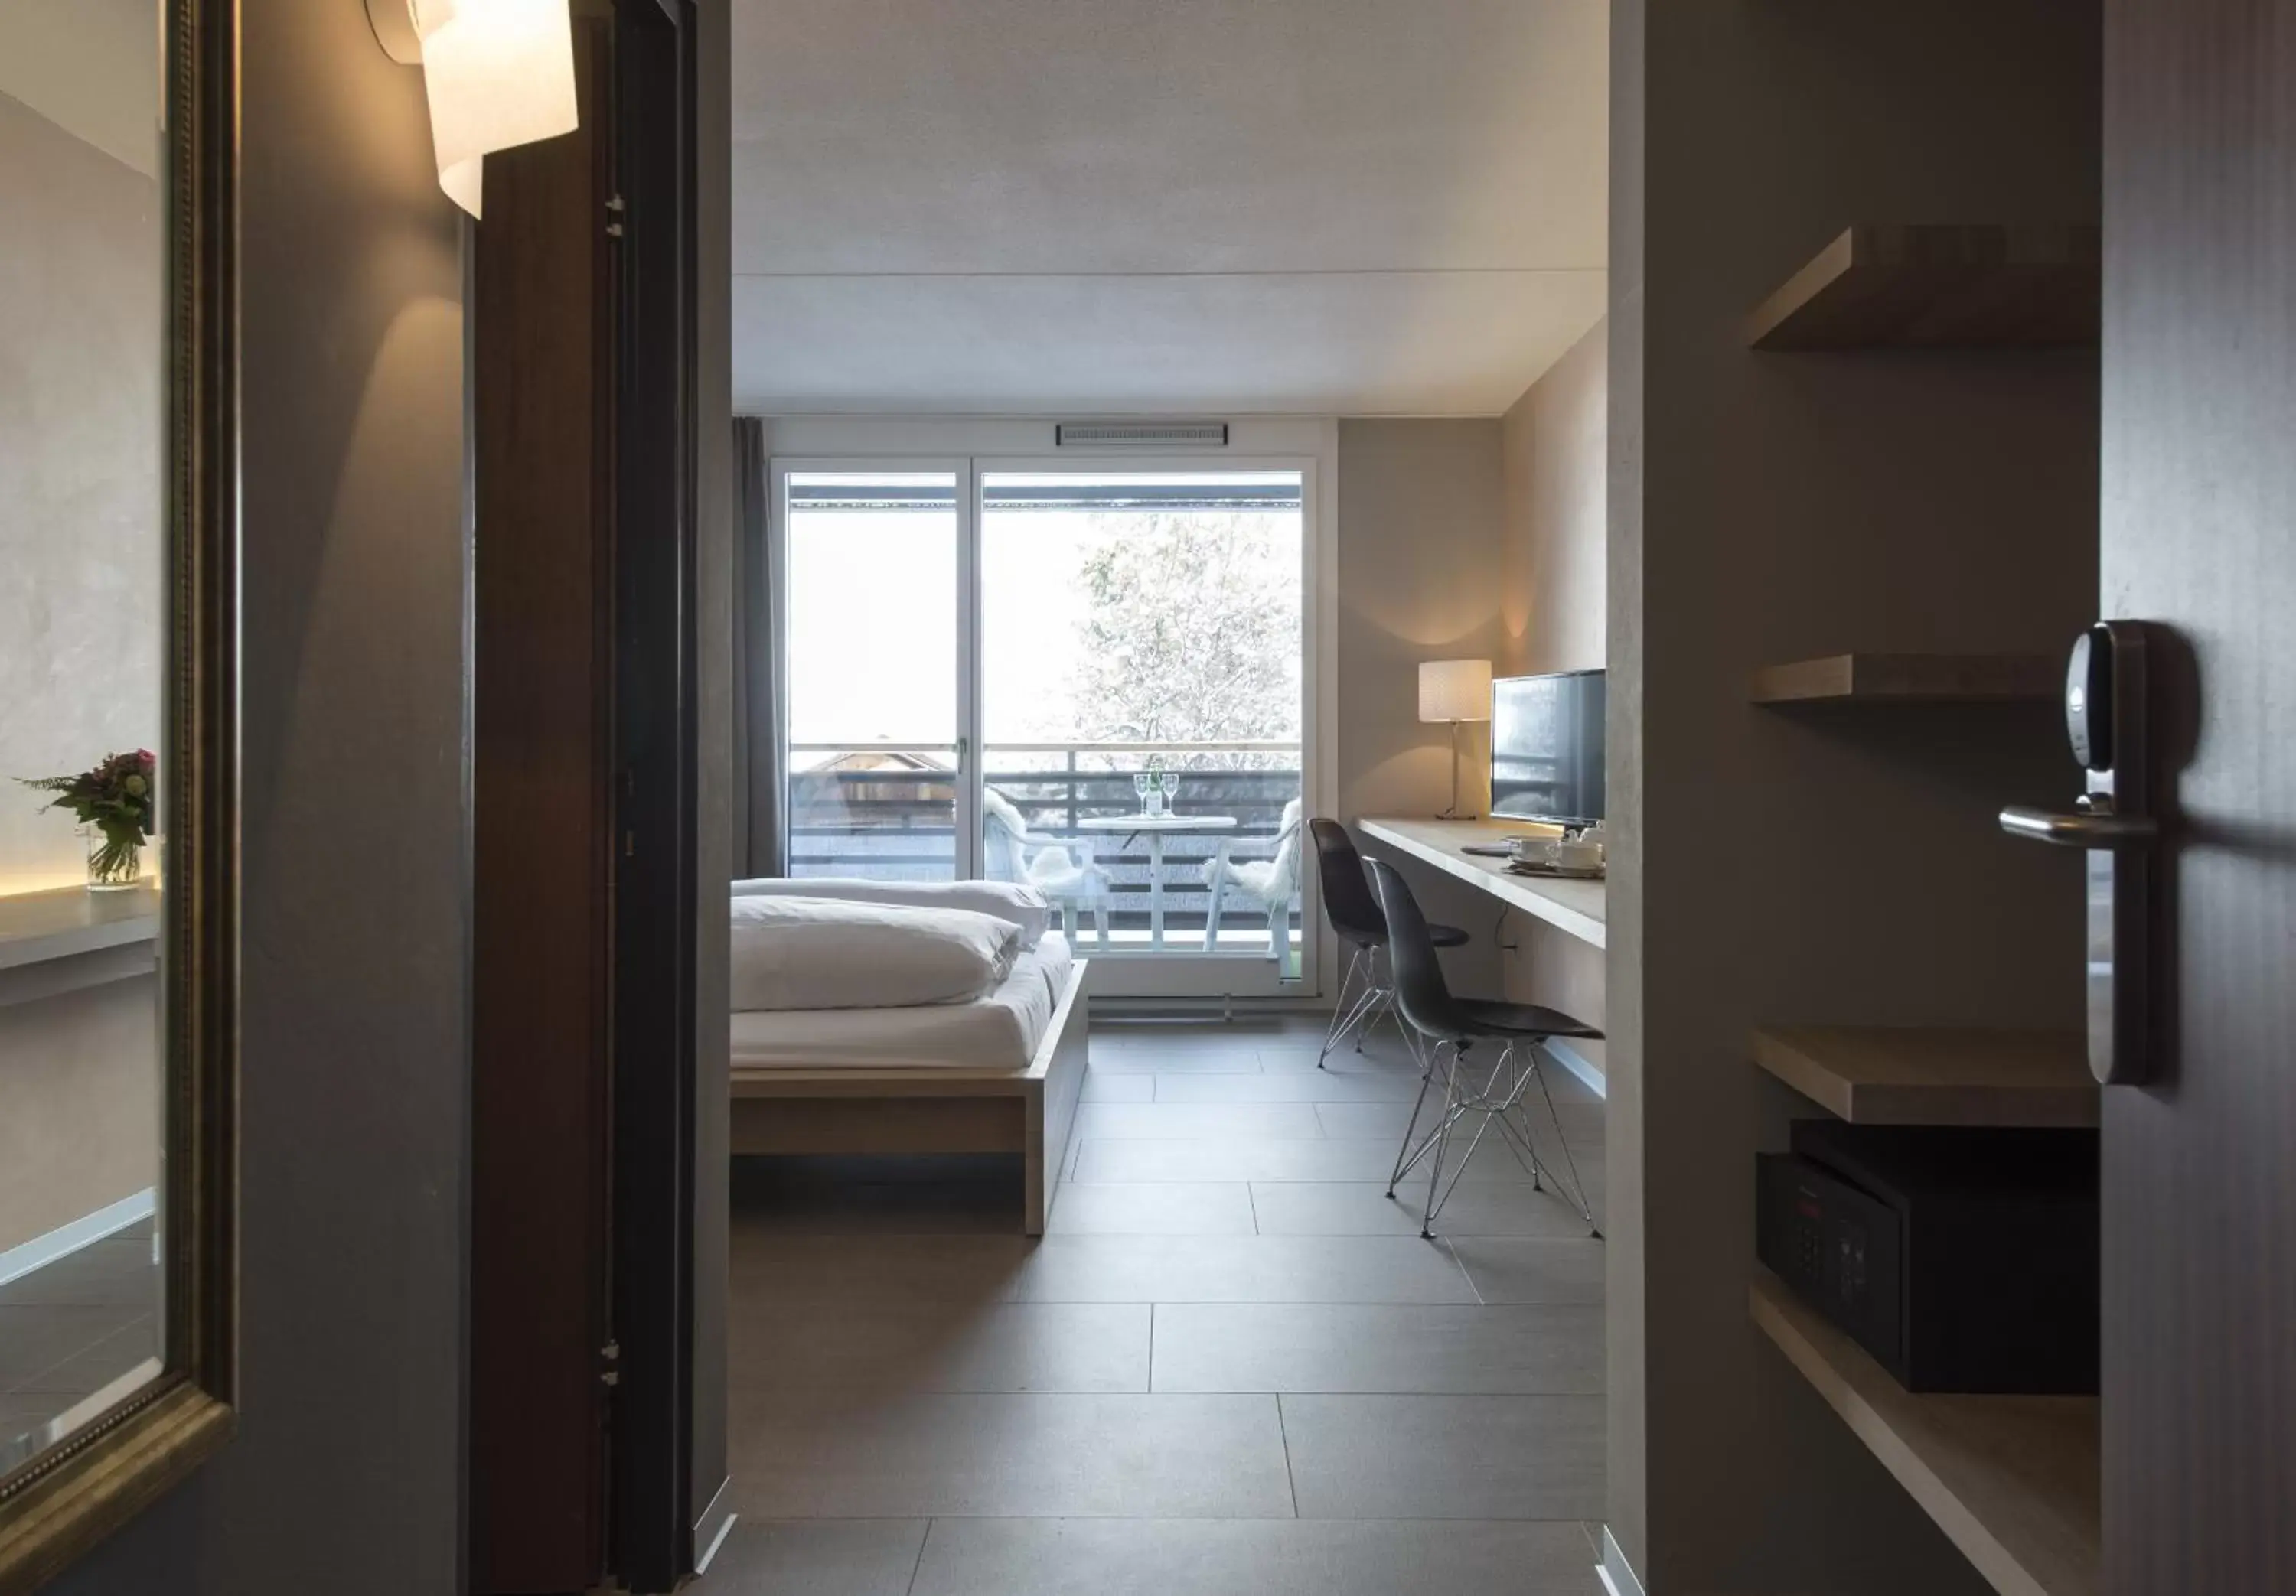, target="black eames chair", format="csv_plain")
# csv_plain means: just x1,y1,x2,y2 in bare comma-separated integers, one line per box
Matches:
1309,819,1469,1070
1365,858,1602,1239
